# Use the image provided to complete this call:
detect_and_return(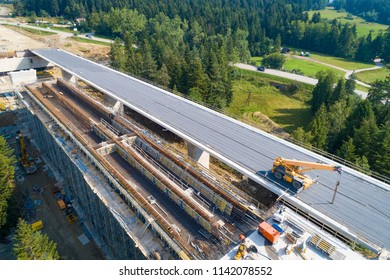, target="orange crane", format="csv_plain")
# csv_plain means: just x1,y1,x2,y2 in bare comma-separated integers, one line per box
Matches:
16,131,37,174
272,157,342,191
